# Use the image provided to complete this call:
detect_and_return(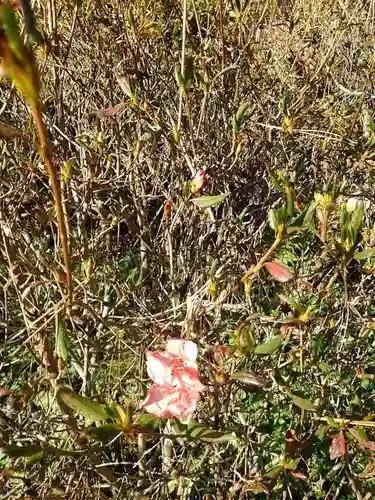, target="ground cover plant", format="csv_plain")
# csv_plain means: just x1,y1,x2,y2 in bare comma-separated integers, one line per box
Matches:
1,0,375,498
